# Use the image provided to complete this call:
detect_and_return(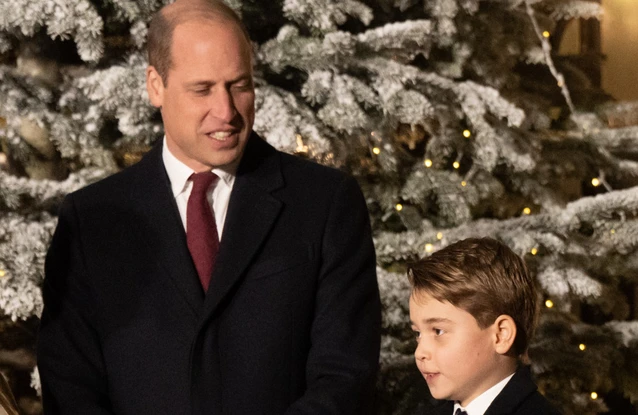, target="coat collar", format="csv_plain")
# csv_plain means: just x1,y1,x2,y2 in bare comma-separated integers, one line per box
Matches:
484,365,537,415
128,141,204,318
129,133,284,322
200,132,284,321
